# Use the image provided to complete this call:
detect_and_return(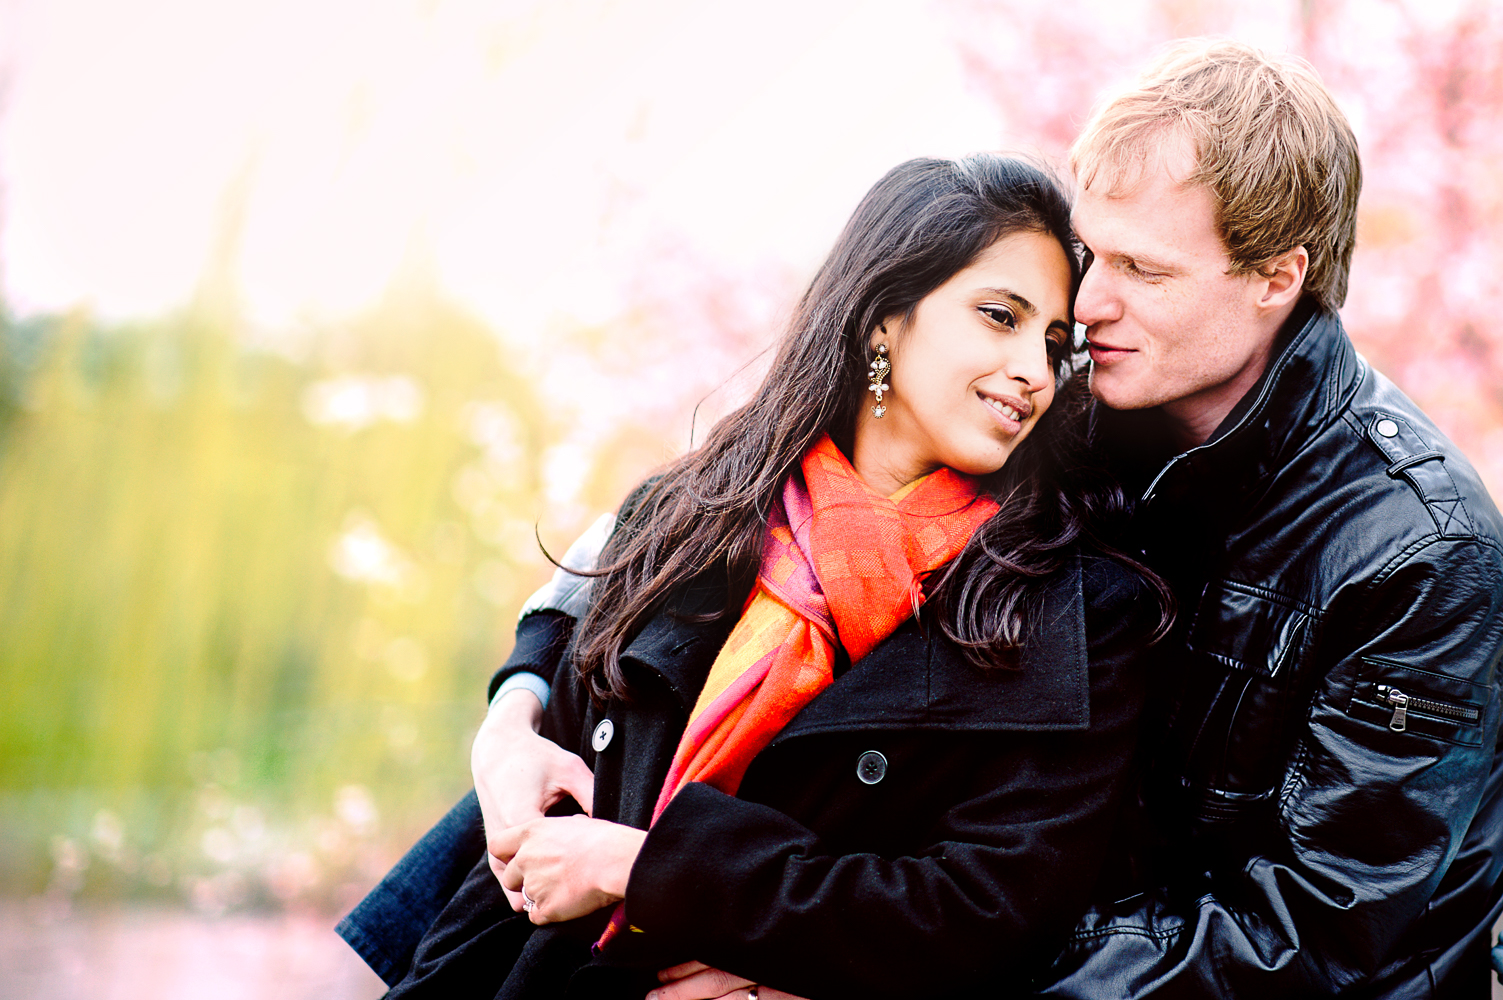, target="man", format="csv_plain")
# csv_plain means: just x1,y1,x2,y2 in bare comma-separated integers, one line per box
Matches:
1042,39,1503,996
